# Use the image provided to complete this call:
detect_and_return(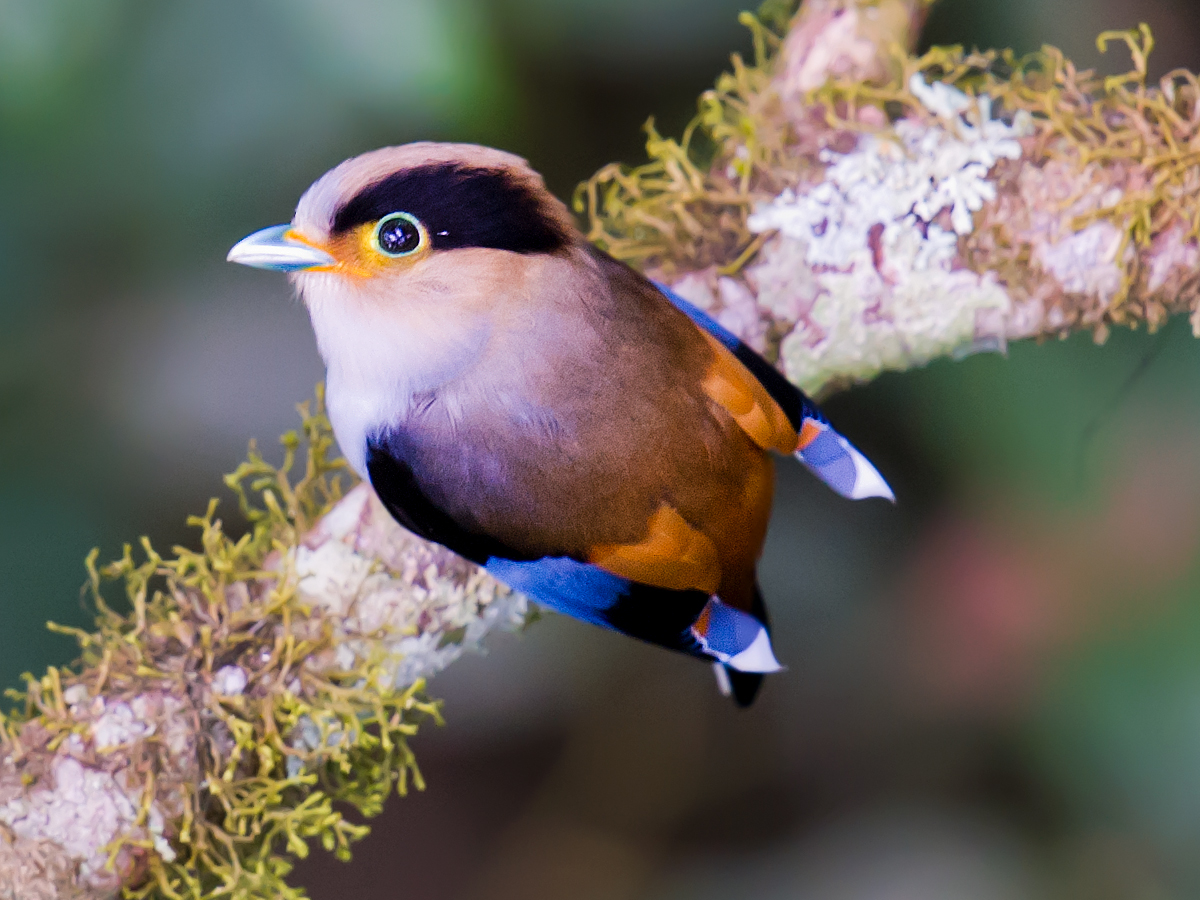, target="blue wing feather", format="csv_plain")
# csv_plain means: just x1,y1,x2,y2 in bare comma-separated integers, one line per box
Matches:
485,556,628,629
